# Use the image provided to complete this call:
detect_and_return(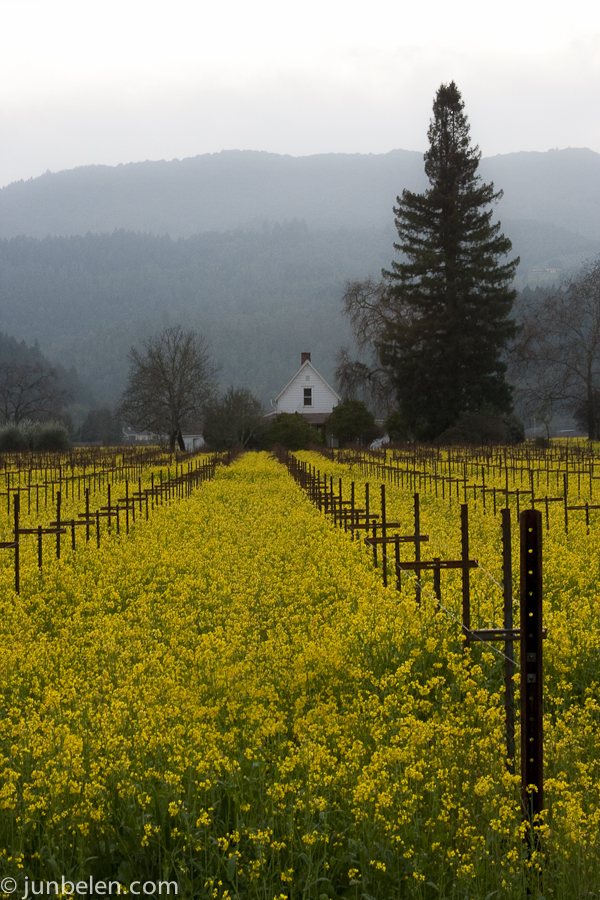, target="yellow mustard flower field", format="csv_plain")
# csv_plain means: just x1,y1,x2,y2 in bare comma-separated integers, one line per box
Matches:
0,446,599,899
